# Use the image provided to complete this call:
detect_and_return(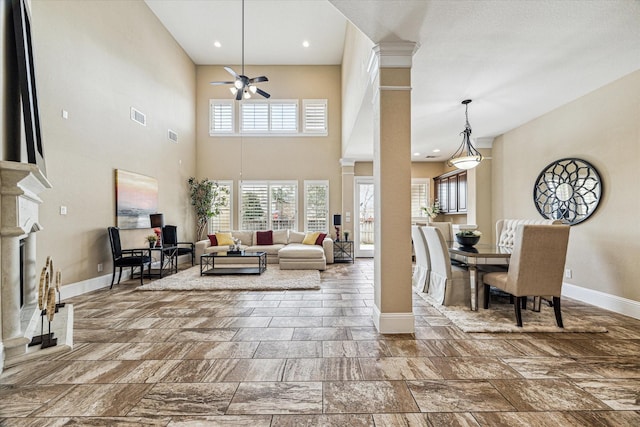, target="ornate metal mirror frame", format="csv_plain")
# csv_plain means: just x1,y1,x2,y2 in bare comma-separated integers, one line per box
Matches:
533,158,602,225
